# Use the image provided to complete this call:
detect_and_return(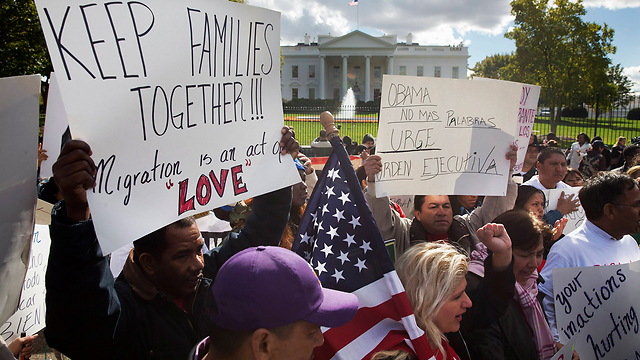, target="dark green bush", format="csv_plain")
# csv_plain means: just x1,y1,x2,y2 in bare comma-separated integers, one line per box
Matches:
561,106,588,118
627,108,640,120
